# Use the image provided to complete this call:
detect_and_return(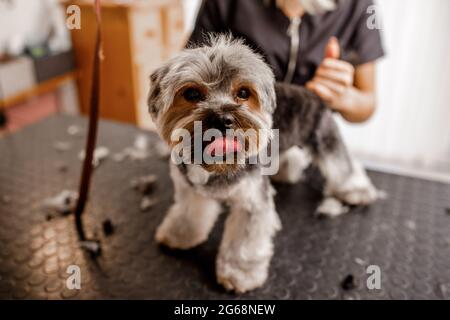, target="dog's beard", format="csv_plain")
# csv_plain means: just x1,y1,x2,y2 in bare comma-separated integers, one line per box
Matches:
162,106,271,175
